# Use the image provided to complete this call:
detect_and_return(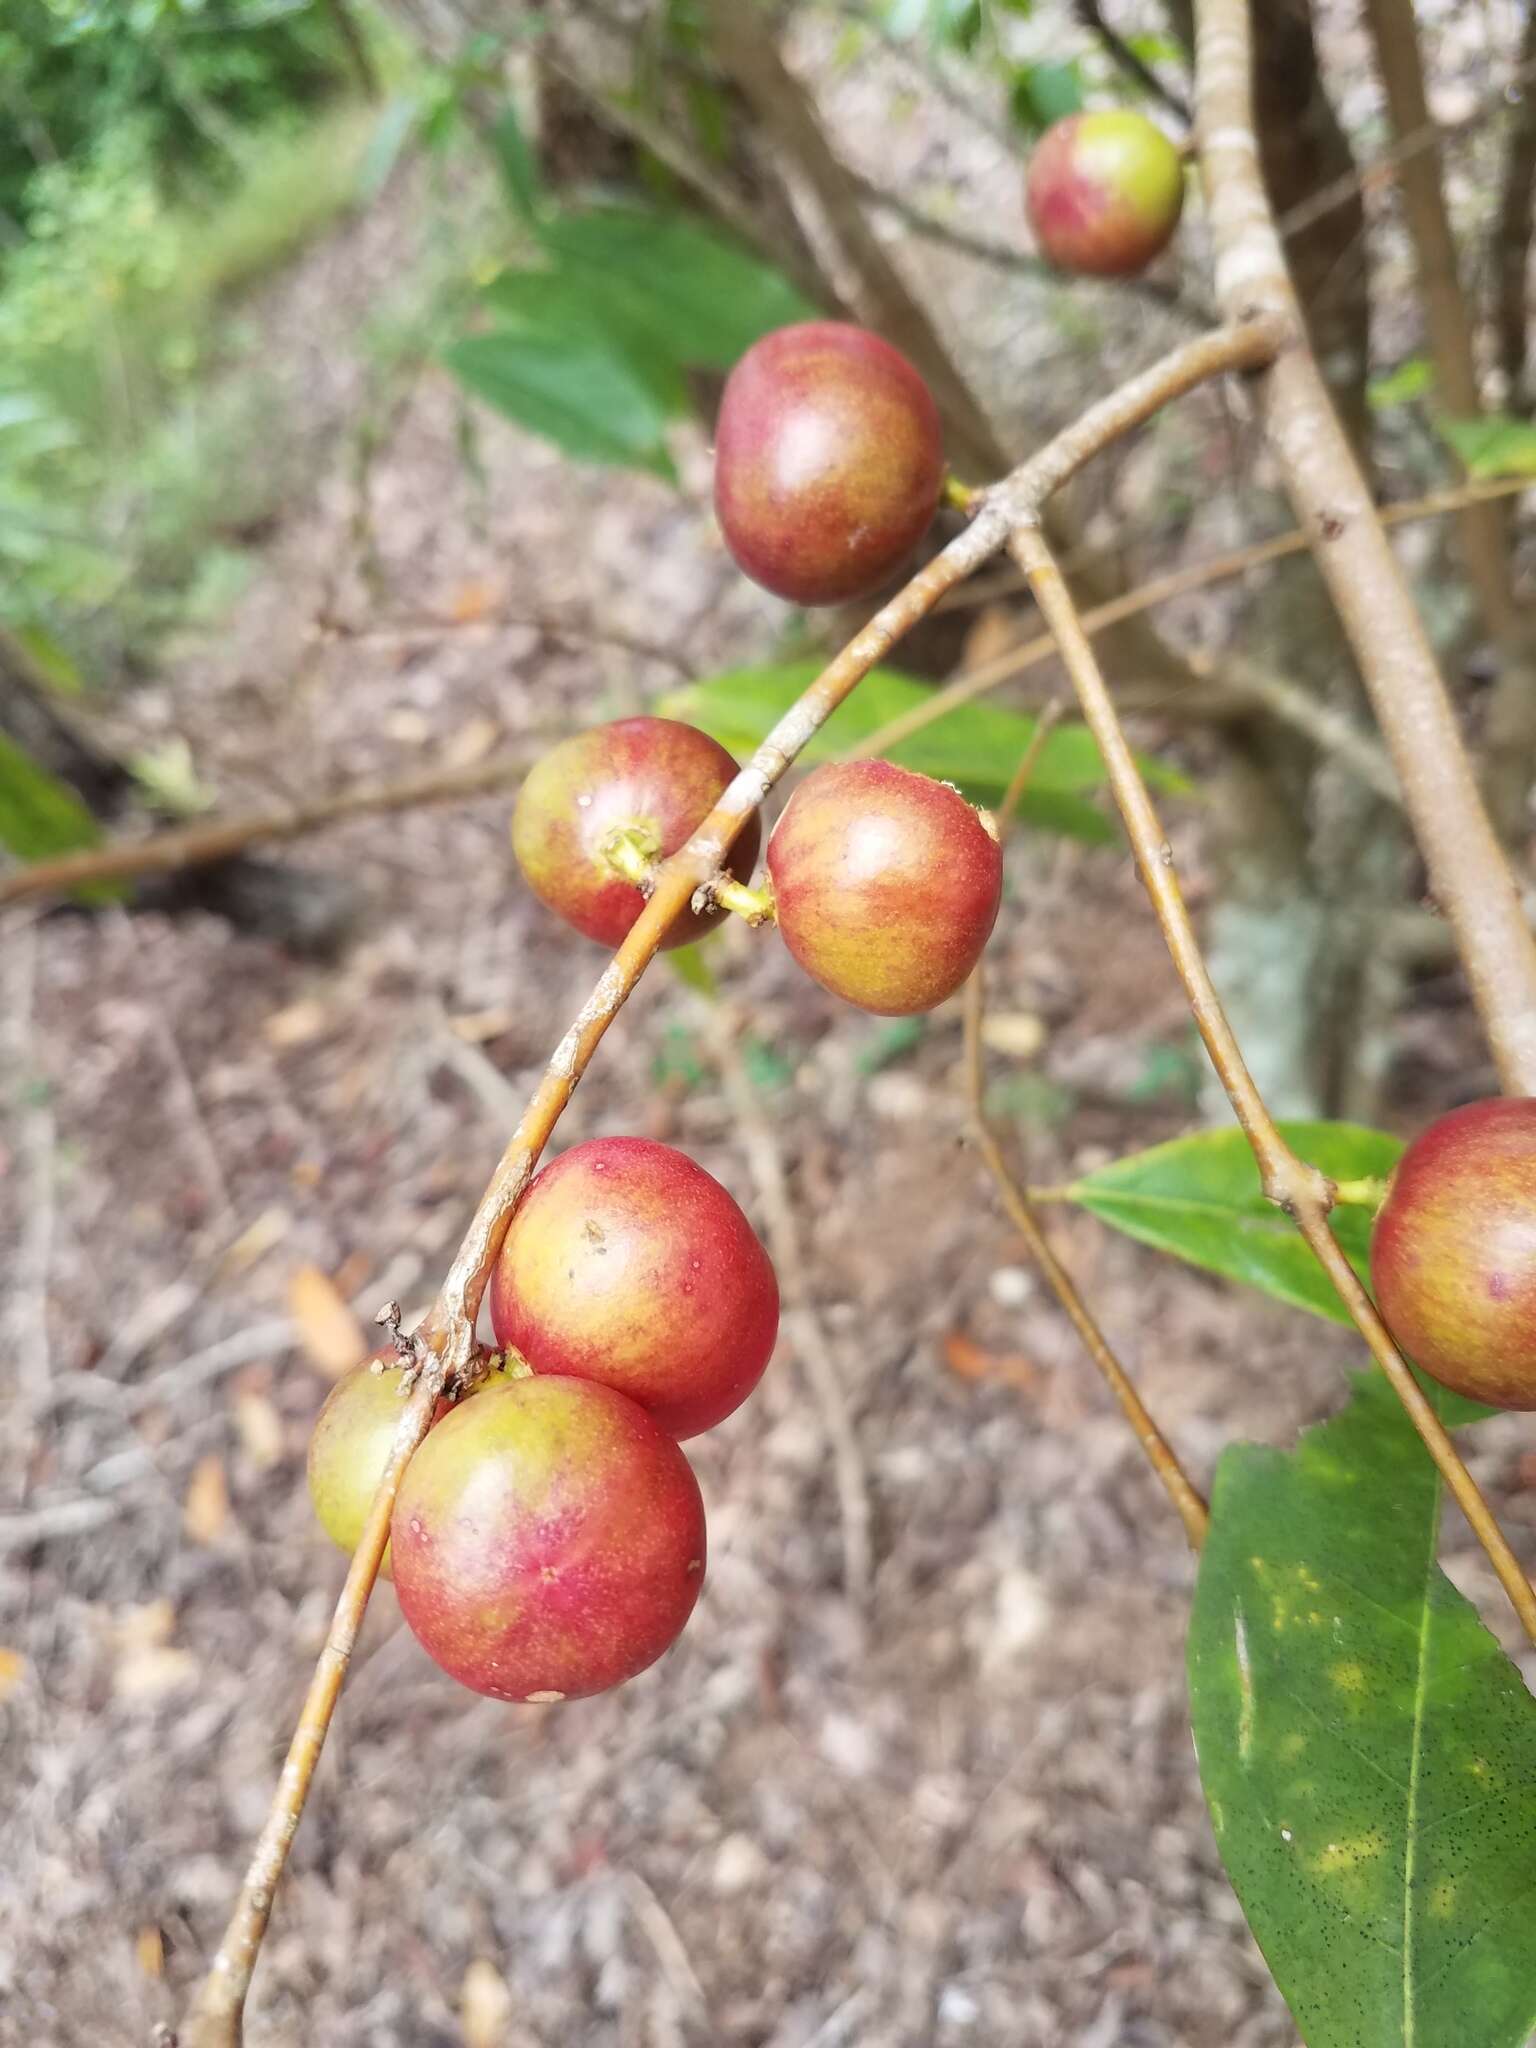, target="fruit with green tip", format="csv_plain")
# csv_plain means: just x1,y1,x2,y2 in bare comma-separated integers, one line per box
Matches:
390,1375,707,1702
713,321,945,606
307,1354,510,1570
766,759,1003,1016
1025,111,1184,277
1370,1097,1536,1410
512,716,760,950
490,1135,779,1439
